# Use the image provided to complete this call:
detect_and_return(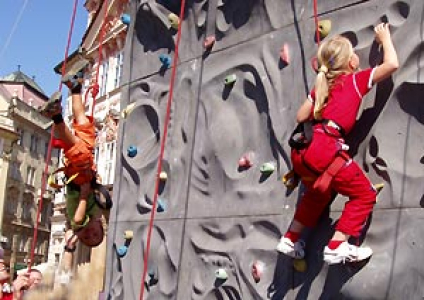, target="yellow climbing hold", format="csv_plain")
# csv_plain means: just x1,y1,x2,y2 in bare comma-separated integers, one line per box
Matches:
318,19,332,39
168,13,180,30
124,230,134,240
121,103,136,119
374,183,384,194
293,259,307,272
159,171,168,181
